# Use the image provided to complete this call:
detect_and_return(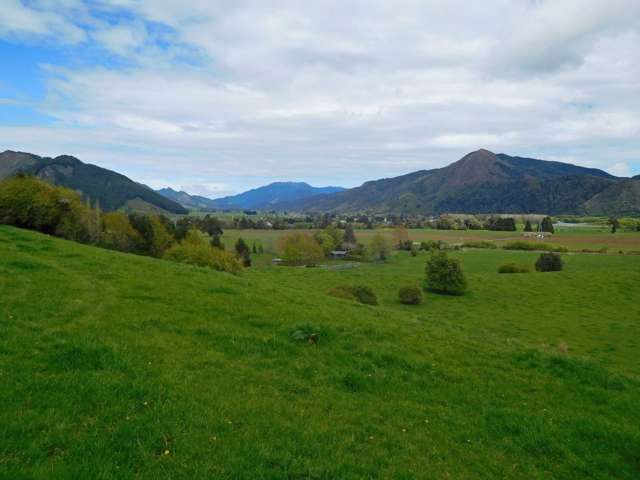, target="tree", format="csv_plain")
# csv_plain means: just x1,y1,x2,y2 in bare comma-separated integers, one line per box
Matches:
235,237,252,267
101,211,142,252
524,219,533,232
368,233,391,262
394,226,410,247
279,233,324,266
342,223,357,250
313,231,336,257
608,217,620,234
164,230,242,274
425,251,467,295
541,216,555,233
210,234,224,250
252,242,257,254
